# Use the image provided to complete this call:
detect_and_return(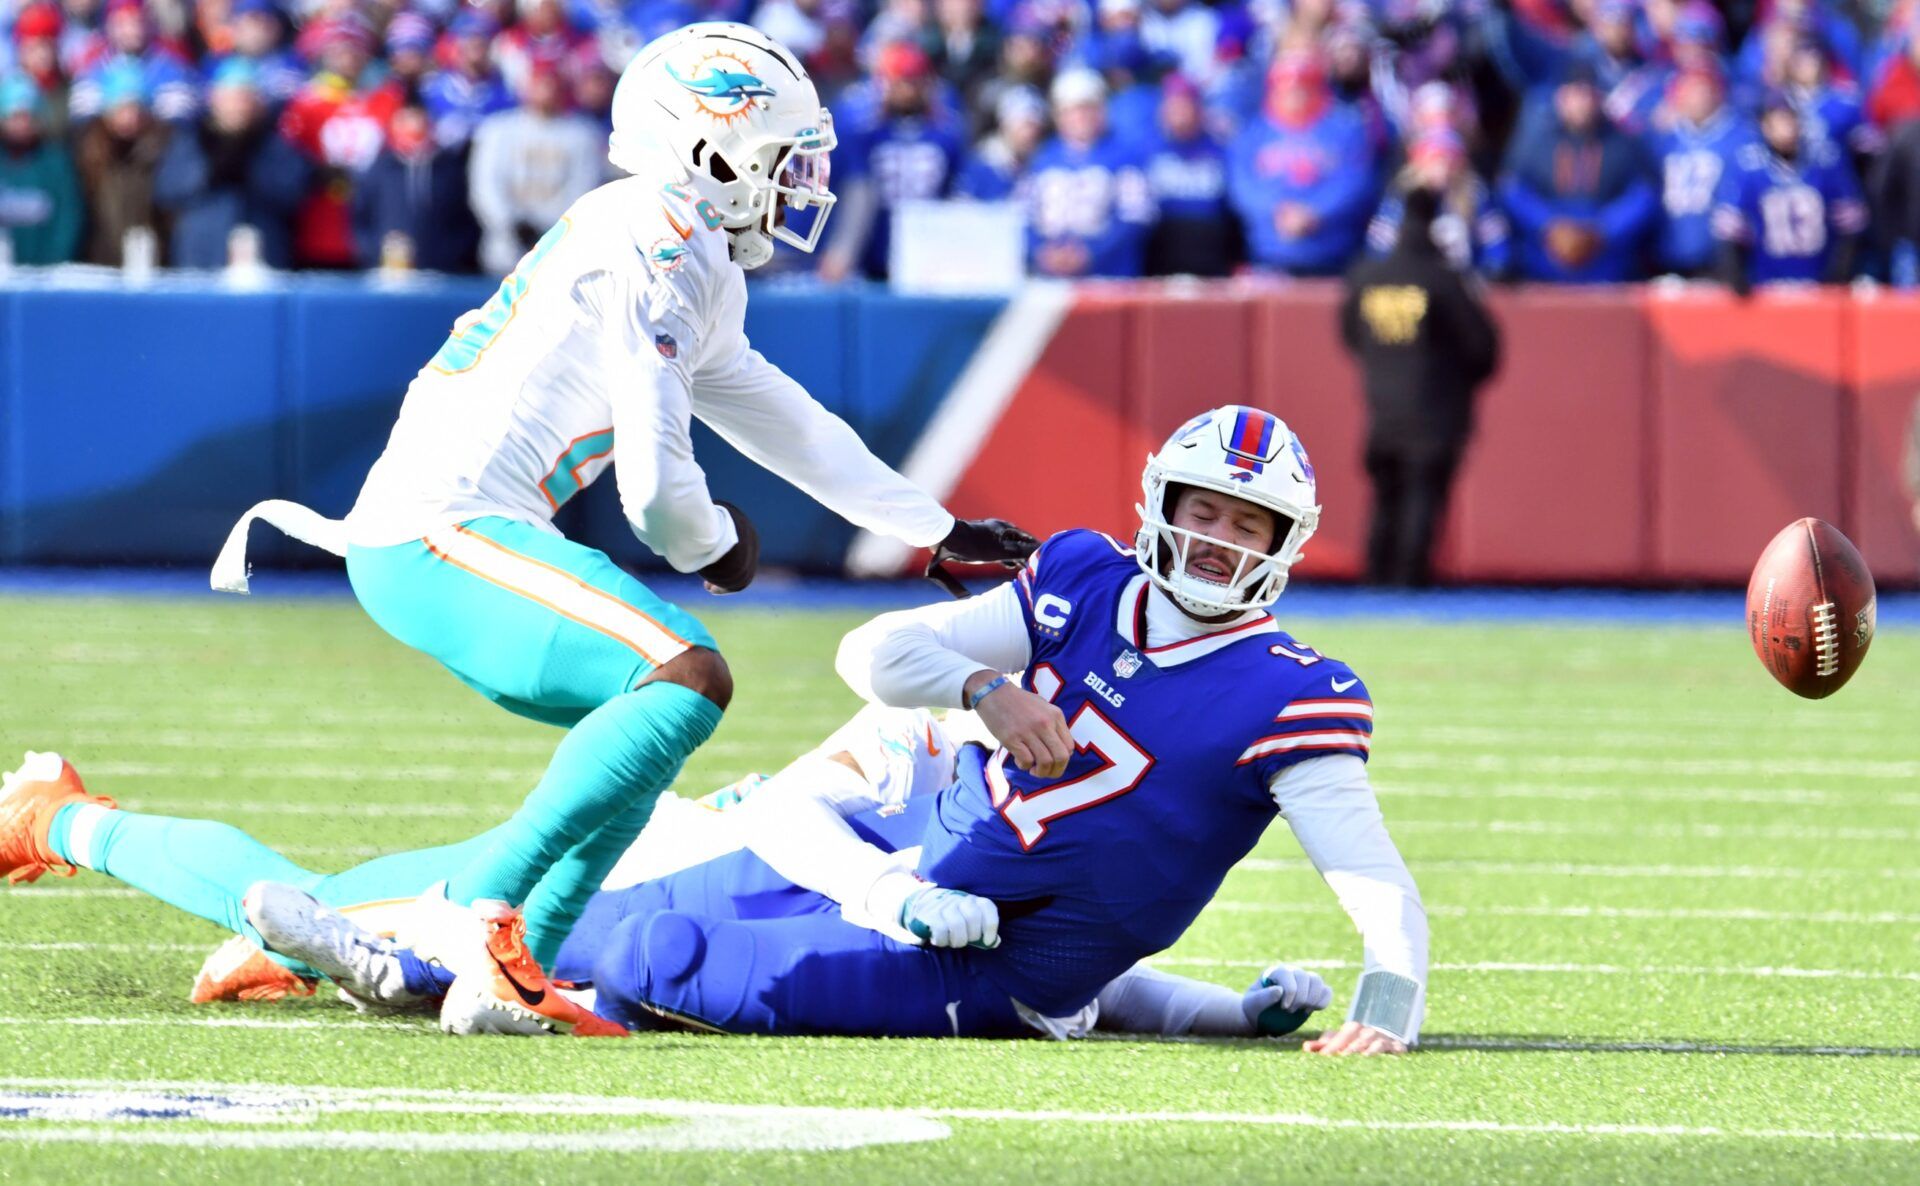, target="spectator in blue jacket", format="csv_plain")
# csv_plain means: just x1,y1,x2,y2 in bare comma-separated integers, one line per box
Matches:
1712,90,1866,294
352,101,480,272
422,11,516,149
1499,62,1655,282
69,0,200,124
152,59,310,267
1226,50,1380,277
819,40,966,281
1143,72,1236,275
956,83,1046,198
1782,32,1874,156
1024,67,1155,277
1646,62,1750,277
